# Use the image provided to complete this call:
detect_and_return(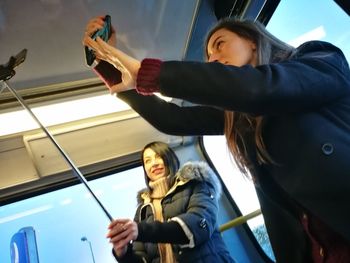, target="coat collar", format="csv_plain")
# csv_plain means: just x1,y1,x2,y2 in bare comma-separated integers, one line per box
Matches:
137,161,222,205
